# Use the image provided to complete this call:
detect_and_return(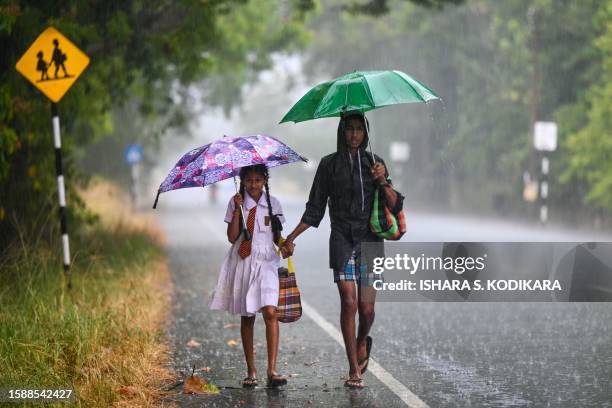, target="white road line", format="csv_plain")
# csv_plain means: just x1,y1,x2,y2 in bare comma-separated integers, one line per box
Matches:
198,207,428,407
301,301,430,408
